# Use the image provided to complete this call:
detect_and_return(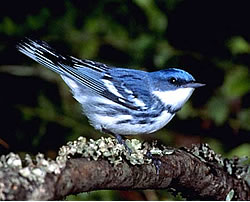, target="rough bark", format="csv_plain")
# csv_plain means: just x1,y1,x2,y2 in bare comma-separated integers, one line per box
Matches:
0,144,249,200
